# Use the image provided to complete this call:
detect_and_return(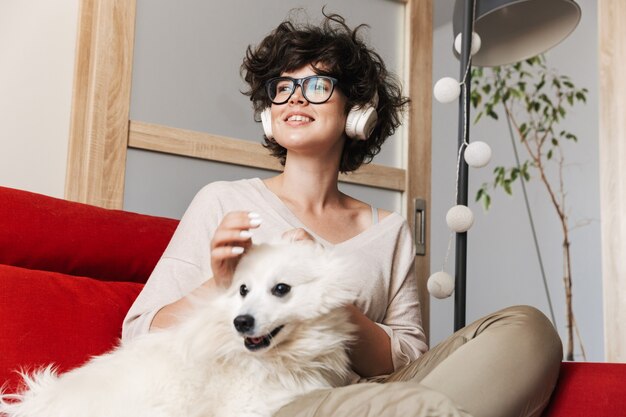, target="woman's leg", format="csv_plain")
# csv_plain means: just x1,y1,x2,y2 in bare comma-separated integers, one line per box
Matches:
274,382,472,417
384,305,563,417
